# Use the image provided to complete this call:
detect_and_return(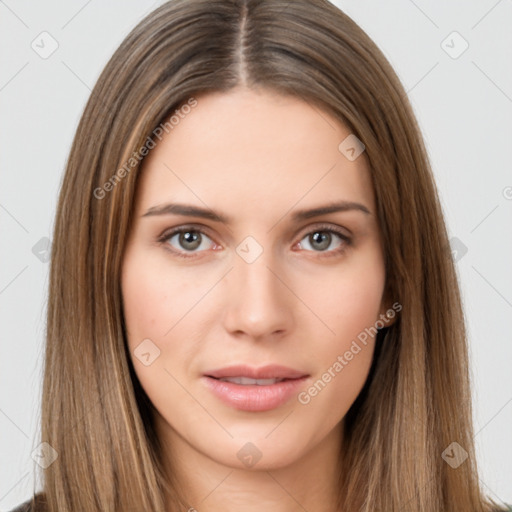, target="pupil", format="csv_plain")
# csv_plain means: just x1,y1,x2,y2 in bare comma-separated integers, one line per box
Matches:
181,231,201,250
311,231,330,251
